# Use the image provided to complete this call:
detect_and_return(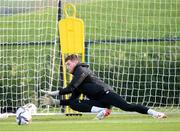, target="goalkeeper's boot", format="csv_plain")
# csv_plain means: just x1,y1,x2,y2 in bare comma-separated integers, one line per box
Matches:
96,108,111,120
154,112,167,119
